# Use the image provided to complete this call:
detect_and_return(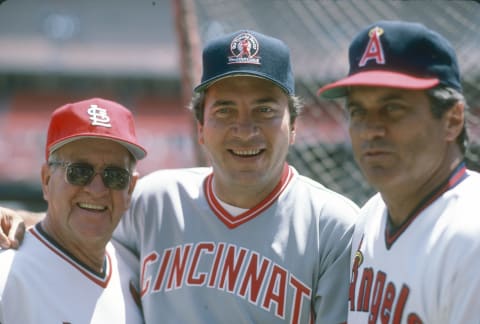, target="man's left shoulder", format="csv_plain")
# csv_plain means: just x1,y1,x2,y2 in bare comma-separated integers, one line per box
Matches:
290,171,359,223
